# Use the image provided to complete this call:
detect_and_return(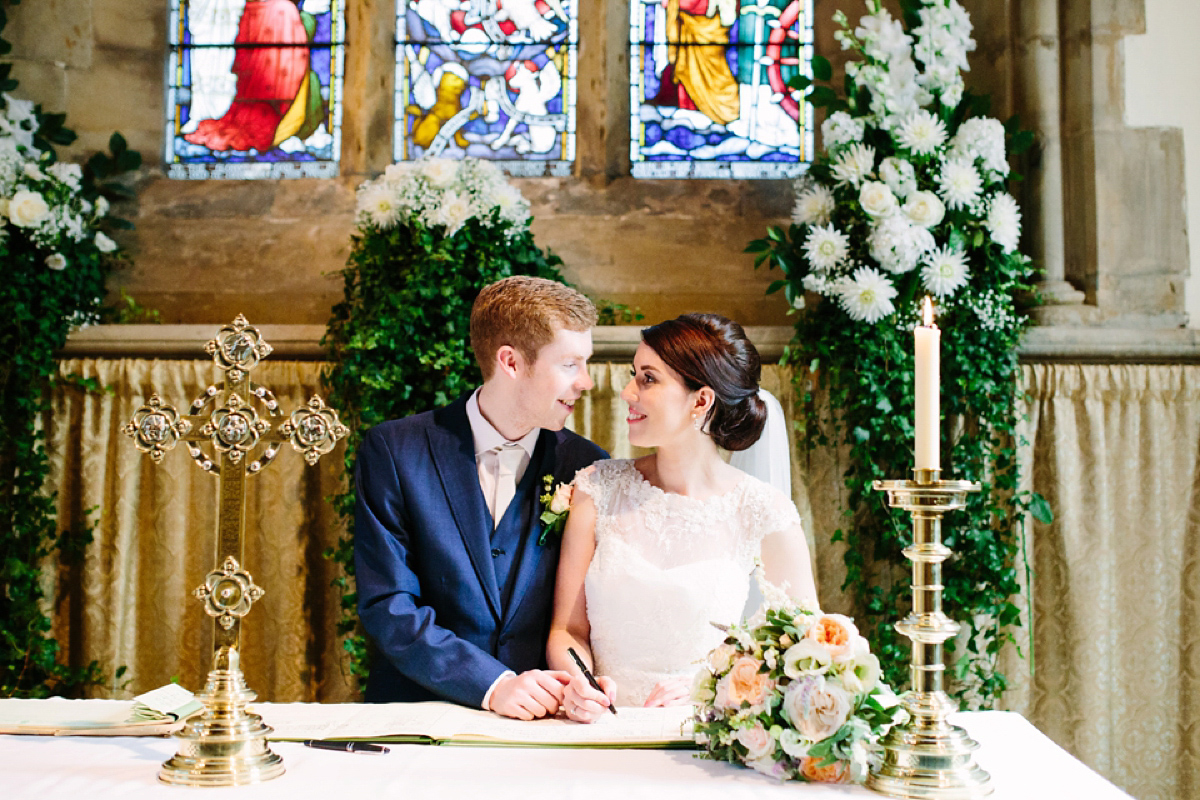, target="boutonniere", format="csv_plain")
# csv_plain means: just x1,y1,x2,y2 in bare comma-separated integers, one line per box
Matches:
538,473,573,545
